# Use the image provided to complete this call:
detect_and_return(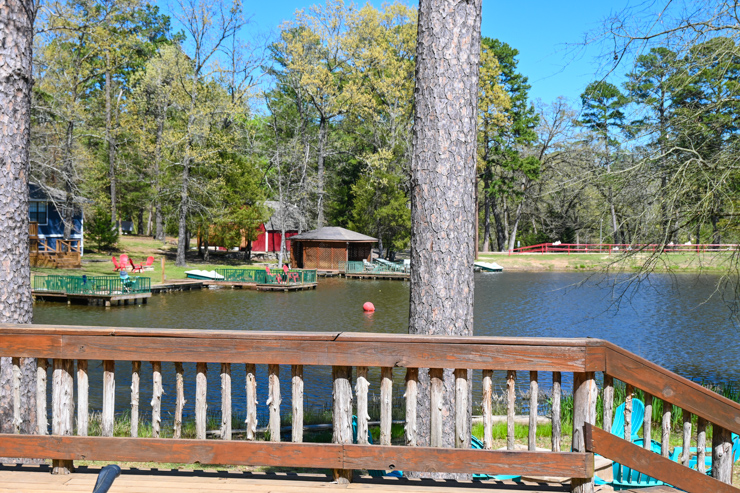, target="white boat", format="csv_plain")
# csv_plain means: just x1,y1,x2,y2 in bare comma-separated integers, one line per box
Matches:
474,261,503,272
184,270,225,280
